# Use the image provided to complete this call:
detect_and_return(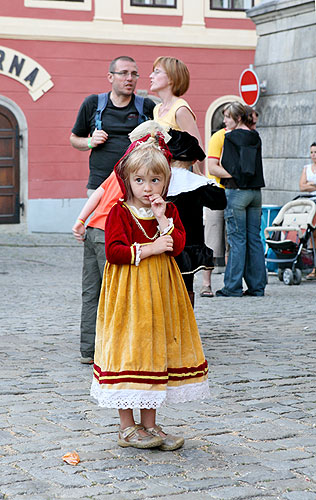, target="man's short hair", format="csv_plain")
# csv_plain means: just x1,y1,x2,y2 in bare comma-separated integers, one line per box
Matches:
109,56,137,73
243,105,258,128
